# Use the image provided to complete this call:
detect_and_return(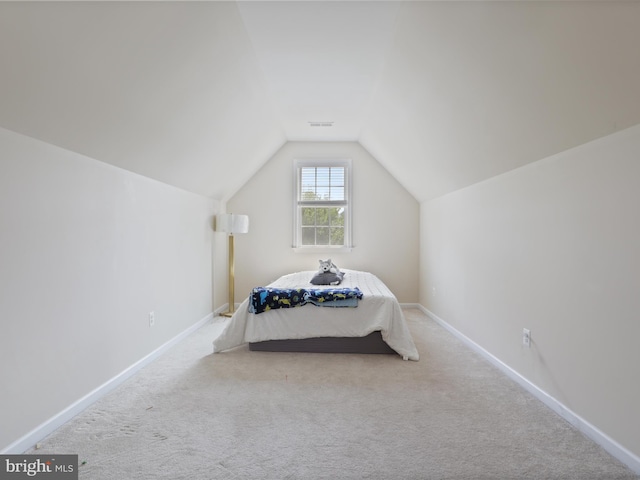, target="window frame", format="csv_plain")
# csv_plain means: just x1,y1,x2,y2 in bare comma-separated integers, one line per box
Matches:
292,158,353,253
